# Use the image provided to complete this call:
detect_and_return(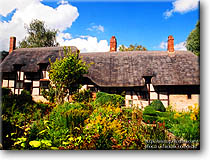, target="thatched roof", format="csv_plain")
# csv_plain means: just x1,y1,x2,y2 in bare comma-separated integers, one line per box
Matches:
0,47,78,72
81,51,199,86
0,47,199,86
